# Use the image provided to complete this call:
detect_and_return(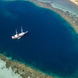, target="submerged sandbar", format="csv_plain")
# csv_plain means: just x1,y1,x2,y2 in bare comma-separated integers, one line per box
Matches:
0,53,60,78
29,0,78,34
